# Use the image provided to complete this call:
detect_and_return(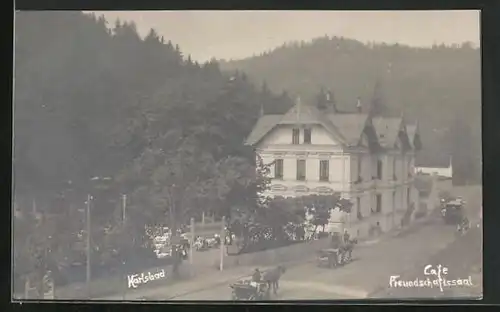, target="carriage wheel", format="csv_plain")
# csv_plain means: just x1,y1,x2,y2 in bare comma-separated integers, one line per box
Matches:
345,251,351,263
337,252,343,266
